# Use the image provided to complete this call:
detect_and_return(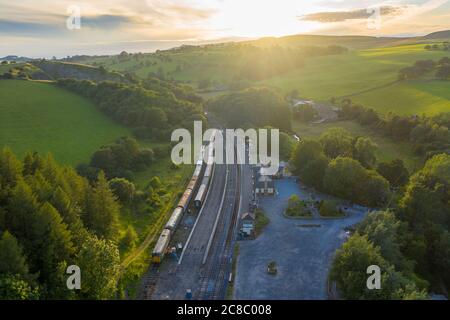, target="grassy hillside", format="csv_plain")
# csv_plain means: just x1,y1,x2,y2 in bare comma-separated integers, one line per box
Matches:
349,80,450,116
0,63,24,73
262,44,450,114
0,80,131,165
78,39,450,116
